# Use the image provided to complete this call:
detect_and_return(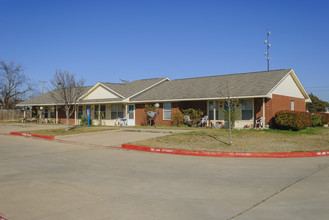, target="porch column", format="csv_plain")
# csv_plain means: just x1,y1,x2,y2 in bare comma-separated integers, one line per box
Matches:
214,101,216,121
74,105,77,125
262,98,265,128
56,106,58,124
